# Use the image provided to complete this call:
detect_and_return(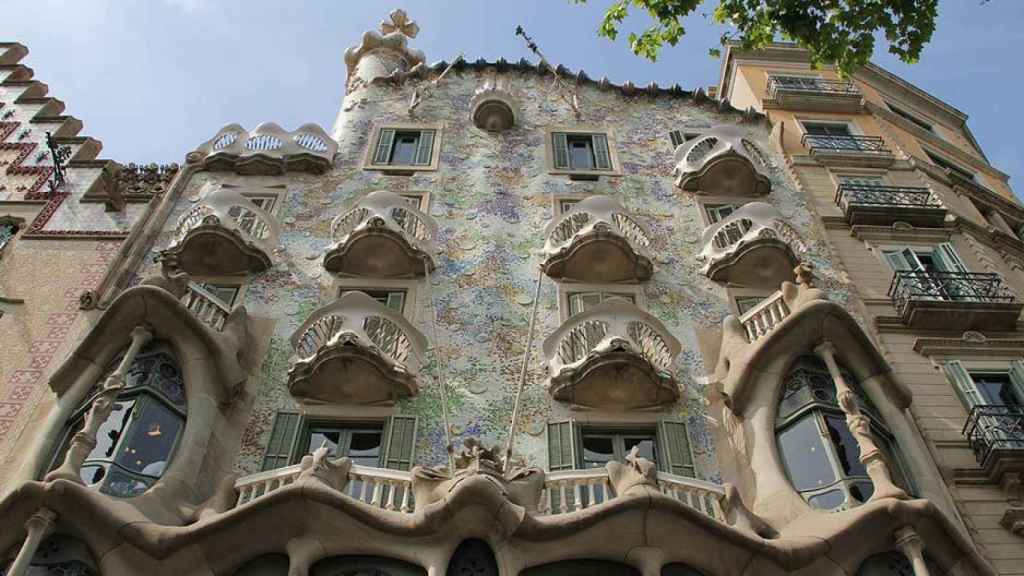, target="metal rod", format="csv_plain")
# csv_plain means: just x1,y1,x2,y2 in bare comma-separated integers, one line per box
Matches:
424,257,455,473
503,267,545,470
